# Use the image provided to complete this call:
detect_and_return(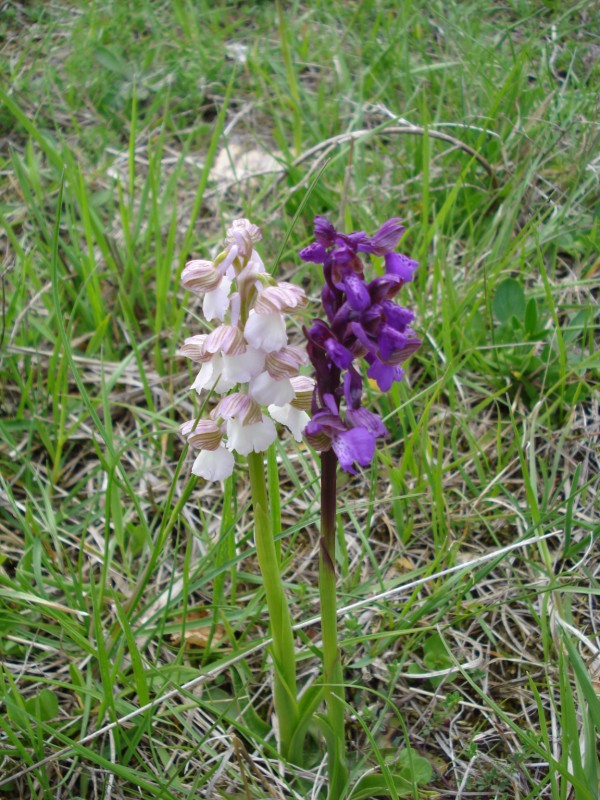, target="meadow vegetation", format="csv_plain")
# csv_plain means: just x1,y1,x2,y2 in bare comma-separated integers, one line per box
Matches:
0,1,598,798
